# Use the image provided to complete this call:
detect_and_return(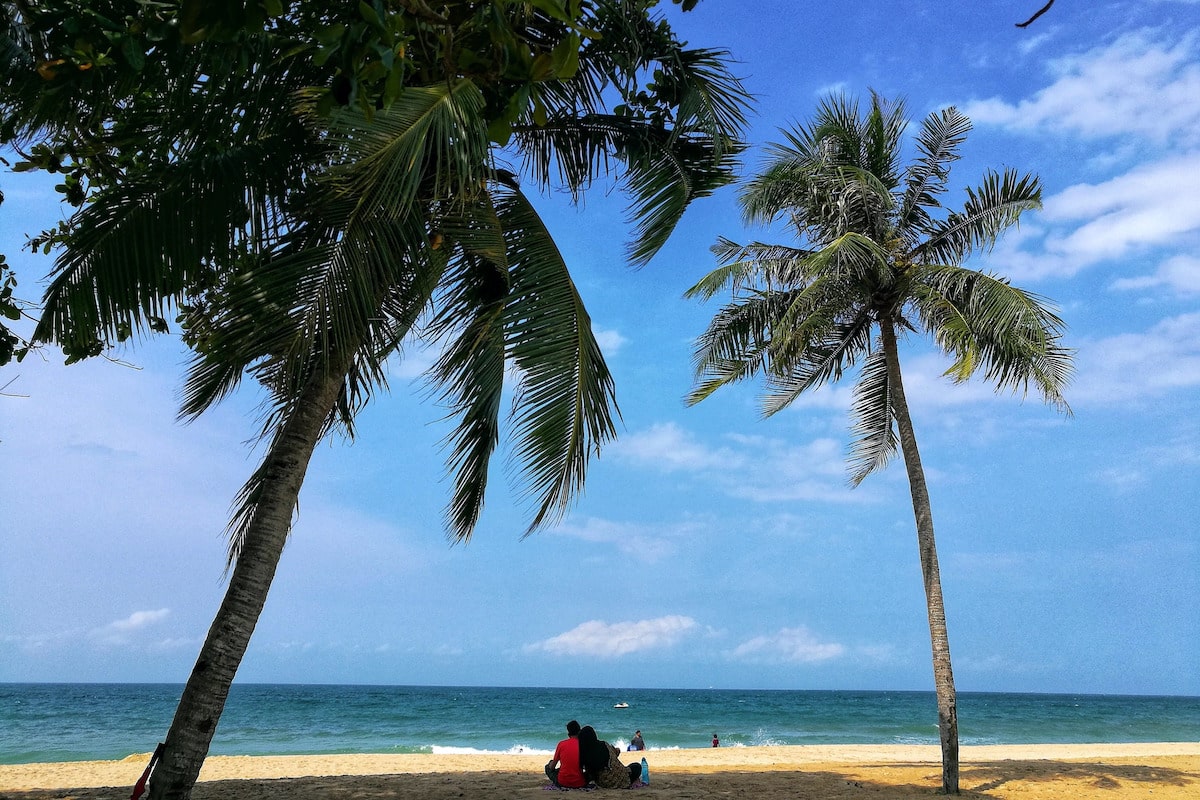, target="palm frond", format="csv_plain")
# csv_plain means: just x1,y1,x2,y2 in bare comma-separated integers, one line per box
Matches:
898,105,972,234
418,191,514,539
862,90,906,189
427,242,510,542
914,168,1041,265
664,46,753,157
493,185,620,534
685,238,812,301
738,154,815,227
847,347,898,484
318,80,493,225
762,313,873,416
912,265,1073,411
621,129,744,266
686,290,784,405
33,143,293,354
